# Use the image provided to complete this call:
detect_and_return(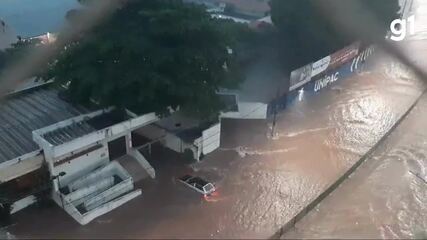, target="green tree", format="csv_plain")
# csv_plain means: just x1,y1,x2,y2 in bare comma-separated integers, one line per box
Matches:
46,0,243,119
0,38,41,74
270,0,400,68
